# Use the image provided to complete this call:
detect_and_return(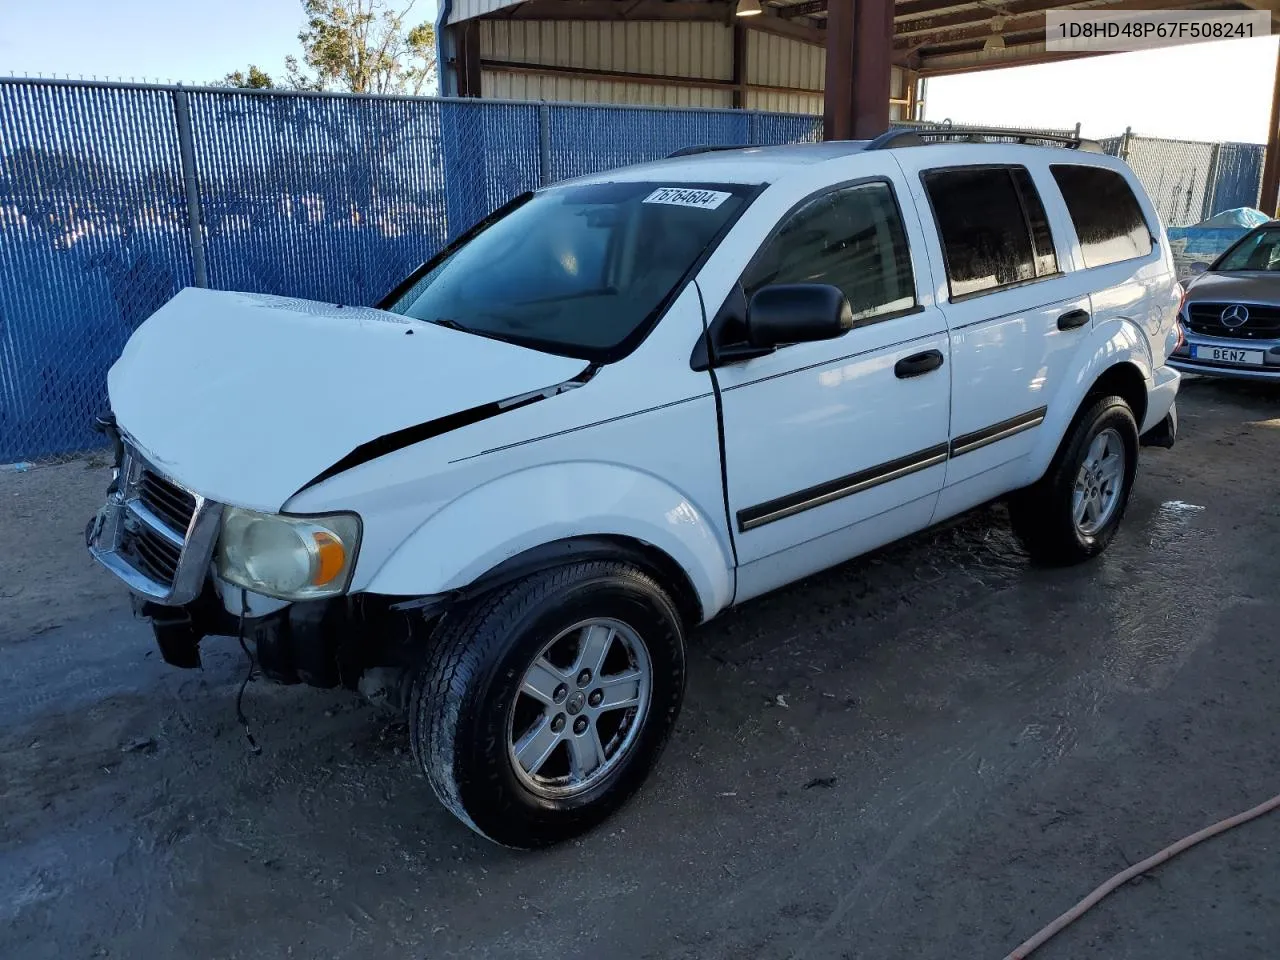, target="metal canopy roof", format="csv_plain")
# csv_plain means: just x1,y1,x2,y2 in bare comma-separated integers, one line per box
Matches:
454,0,1276,75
